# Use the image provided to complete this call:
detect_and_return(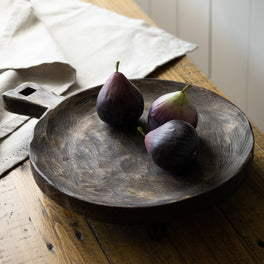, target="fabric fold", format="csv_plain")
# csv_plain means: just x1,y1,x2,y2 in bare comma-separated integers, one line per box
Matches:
0,0,197,176
0,0,76,139
31,0,197,88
